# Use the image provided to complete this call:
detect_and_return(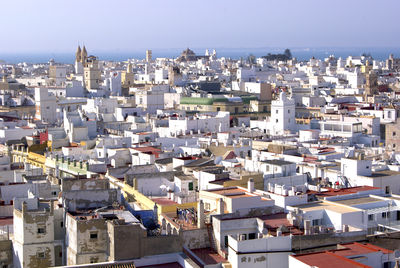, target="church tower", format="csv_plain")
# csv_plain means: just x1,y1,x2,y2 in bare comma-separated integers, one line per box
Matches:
271,91,295,135
75,45,84,74
74,45,88,75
